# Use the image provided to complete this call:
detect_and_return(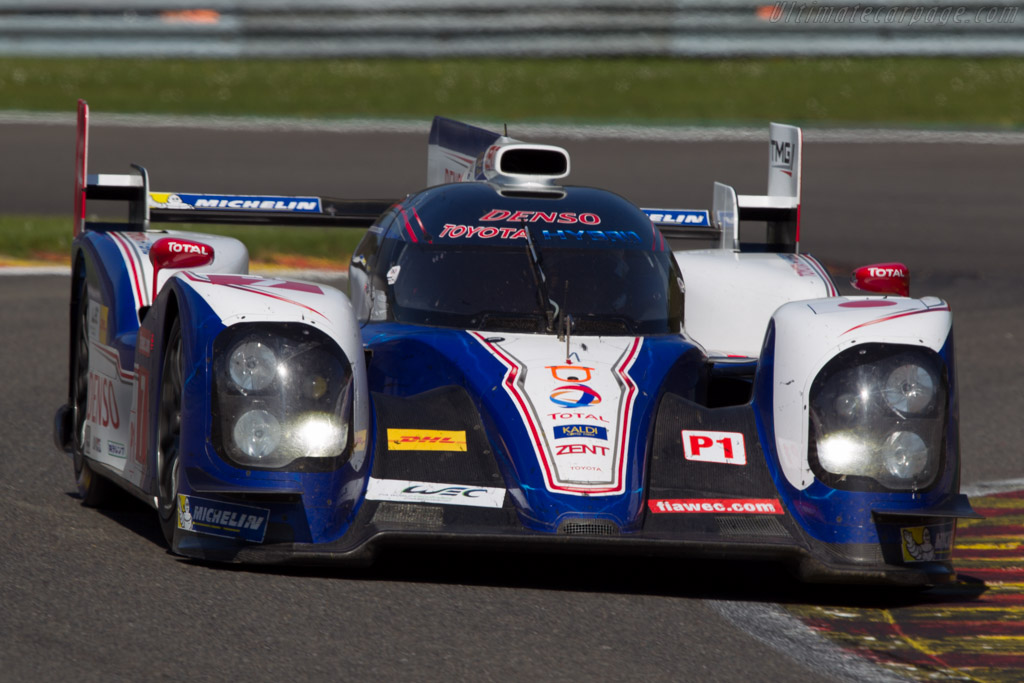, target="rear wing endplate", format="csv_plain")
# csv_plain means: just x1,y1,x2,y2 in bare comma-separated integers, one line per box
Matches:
74,99,394,235
645,122,802,253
